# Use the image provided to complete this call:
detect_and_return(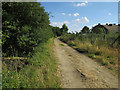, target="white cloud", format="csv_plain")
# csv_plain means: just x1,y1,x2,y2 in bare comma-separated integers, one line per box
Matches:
73,13,79,16
61,13,65,15
64,21,70,24
51,22,57,25
75,17,89,23
51,22,63,28
108,13,112,16
50,21,70,28
75,1,88,7
84,1,88,3
84,17,89,23
68,13,72,16
76,3,86,6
